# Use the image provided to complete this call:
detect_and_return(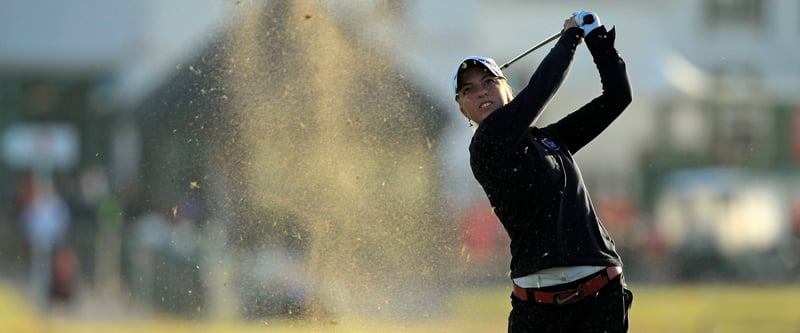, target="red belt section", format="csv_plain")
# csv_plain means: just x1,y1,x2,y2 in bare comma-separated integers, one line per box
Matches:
513,266,622,305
